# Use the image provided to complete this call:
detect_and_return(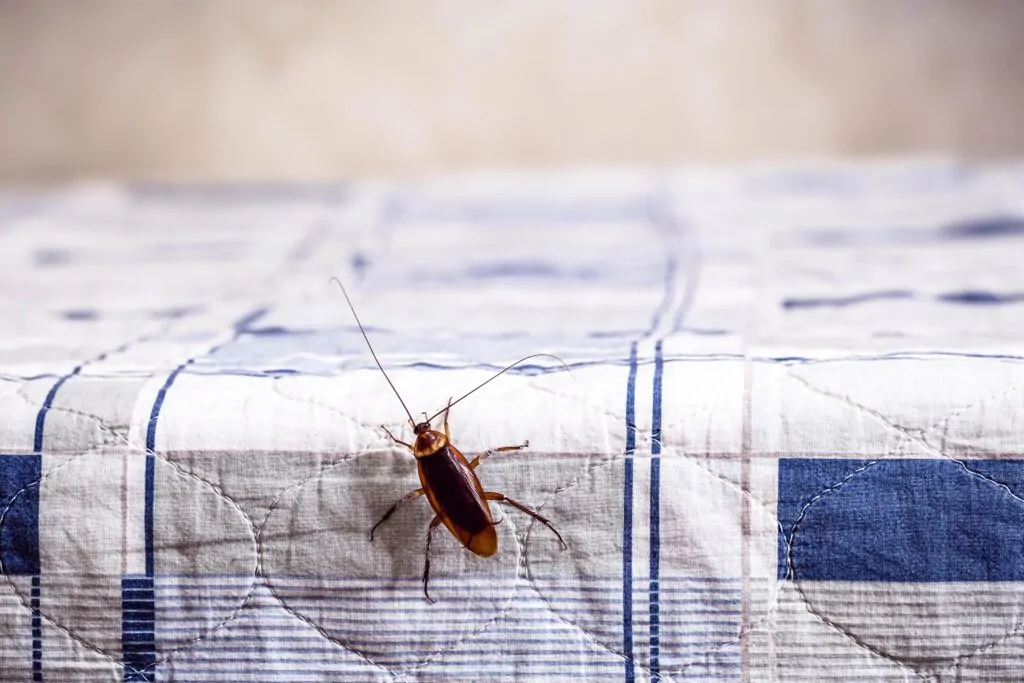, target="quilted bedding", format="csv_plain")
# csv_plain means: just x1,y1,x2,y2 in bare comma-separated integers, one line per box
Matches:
1,161,1024,682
